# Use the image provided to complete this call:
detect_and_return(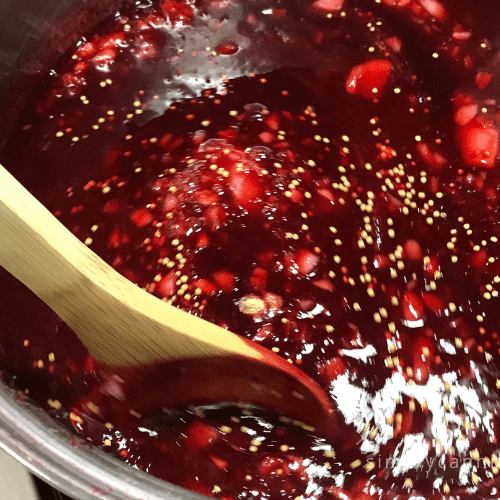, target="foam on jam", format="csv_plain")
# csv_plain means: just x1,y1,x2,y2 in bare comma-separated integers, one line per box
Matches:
2,0,500,499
